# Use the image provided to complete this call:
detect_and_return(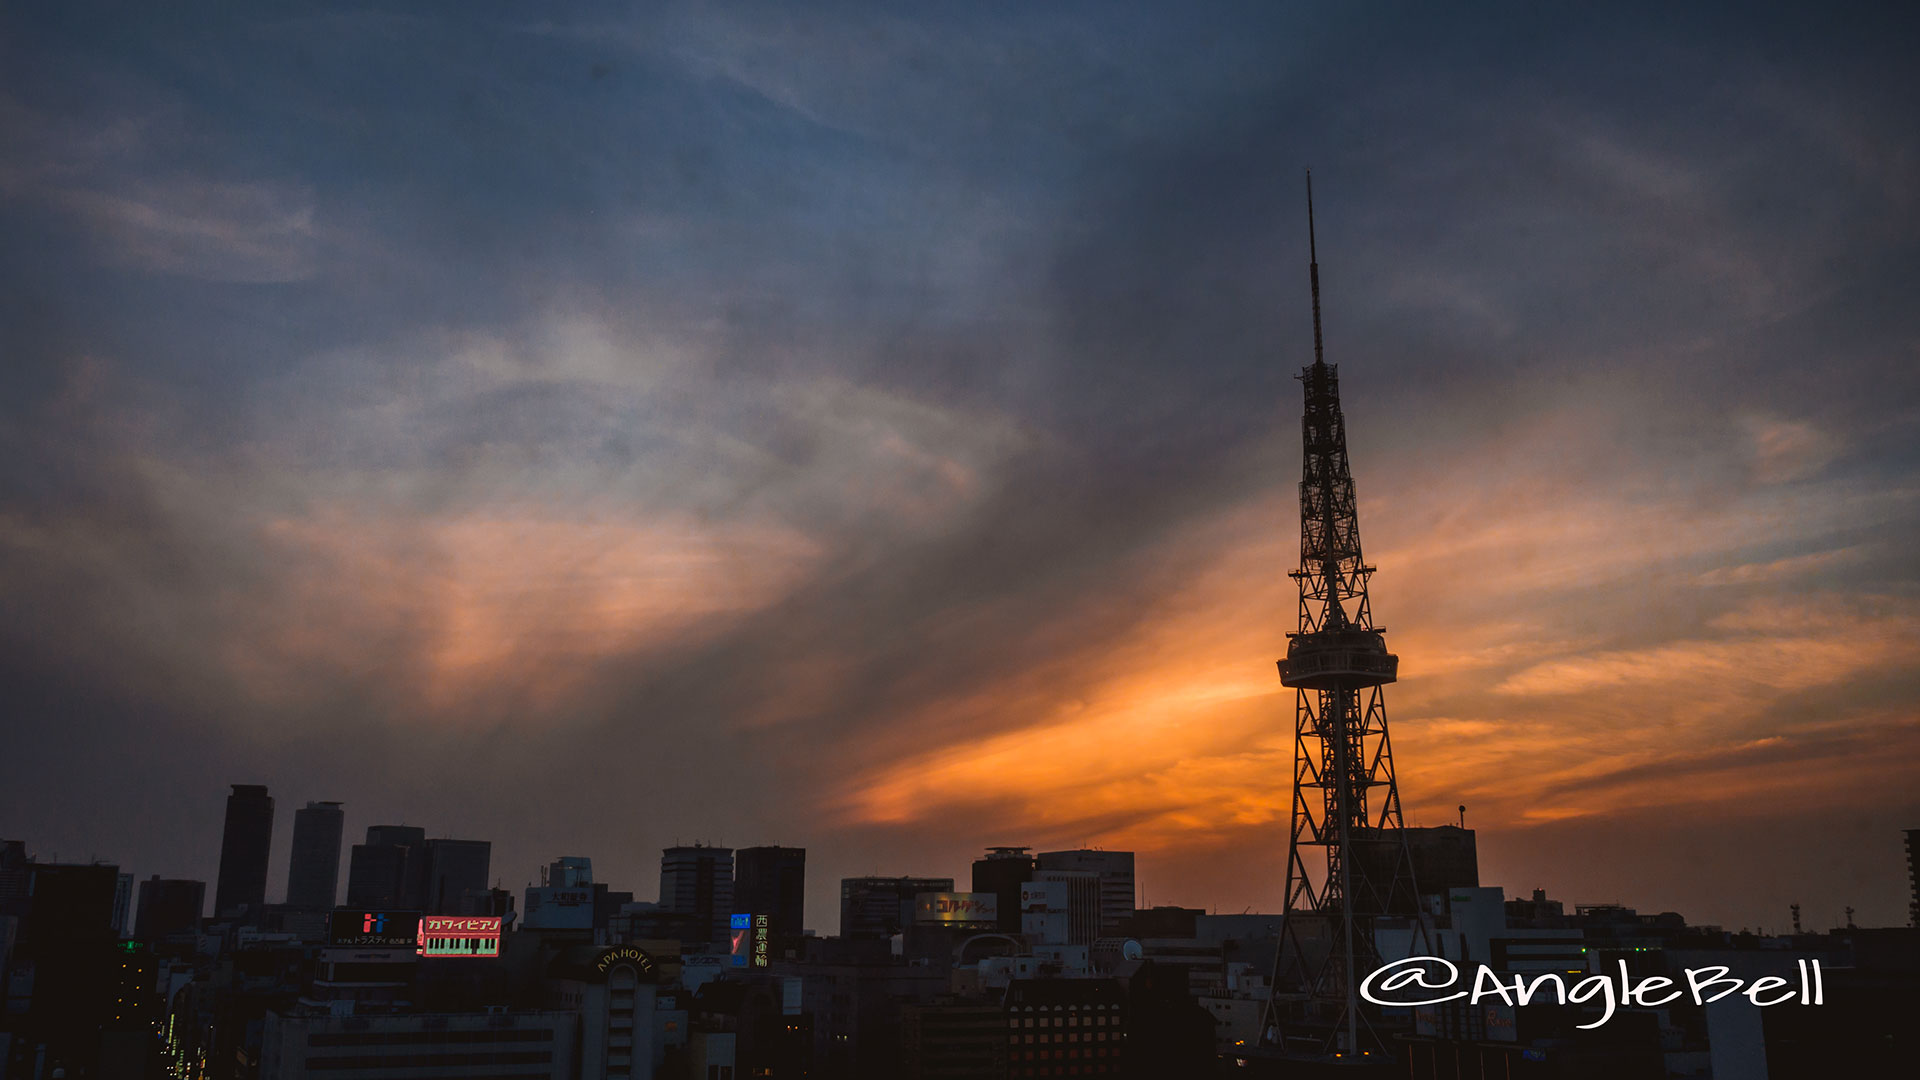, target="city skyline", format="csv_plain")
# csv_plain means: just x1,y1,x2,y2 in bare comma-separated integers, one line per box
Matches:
4,0,1919,944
